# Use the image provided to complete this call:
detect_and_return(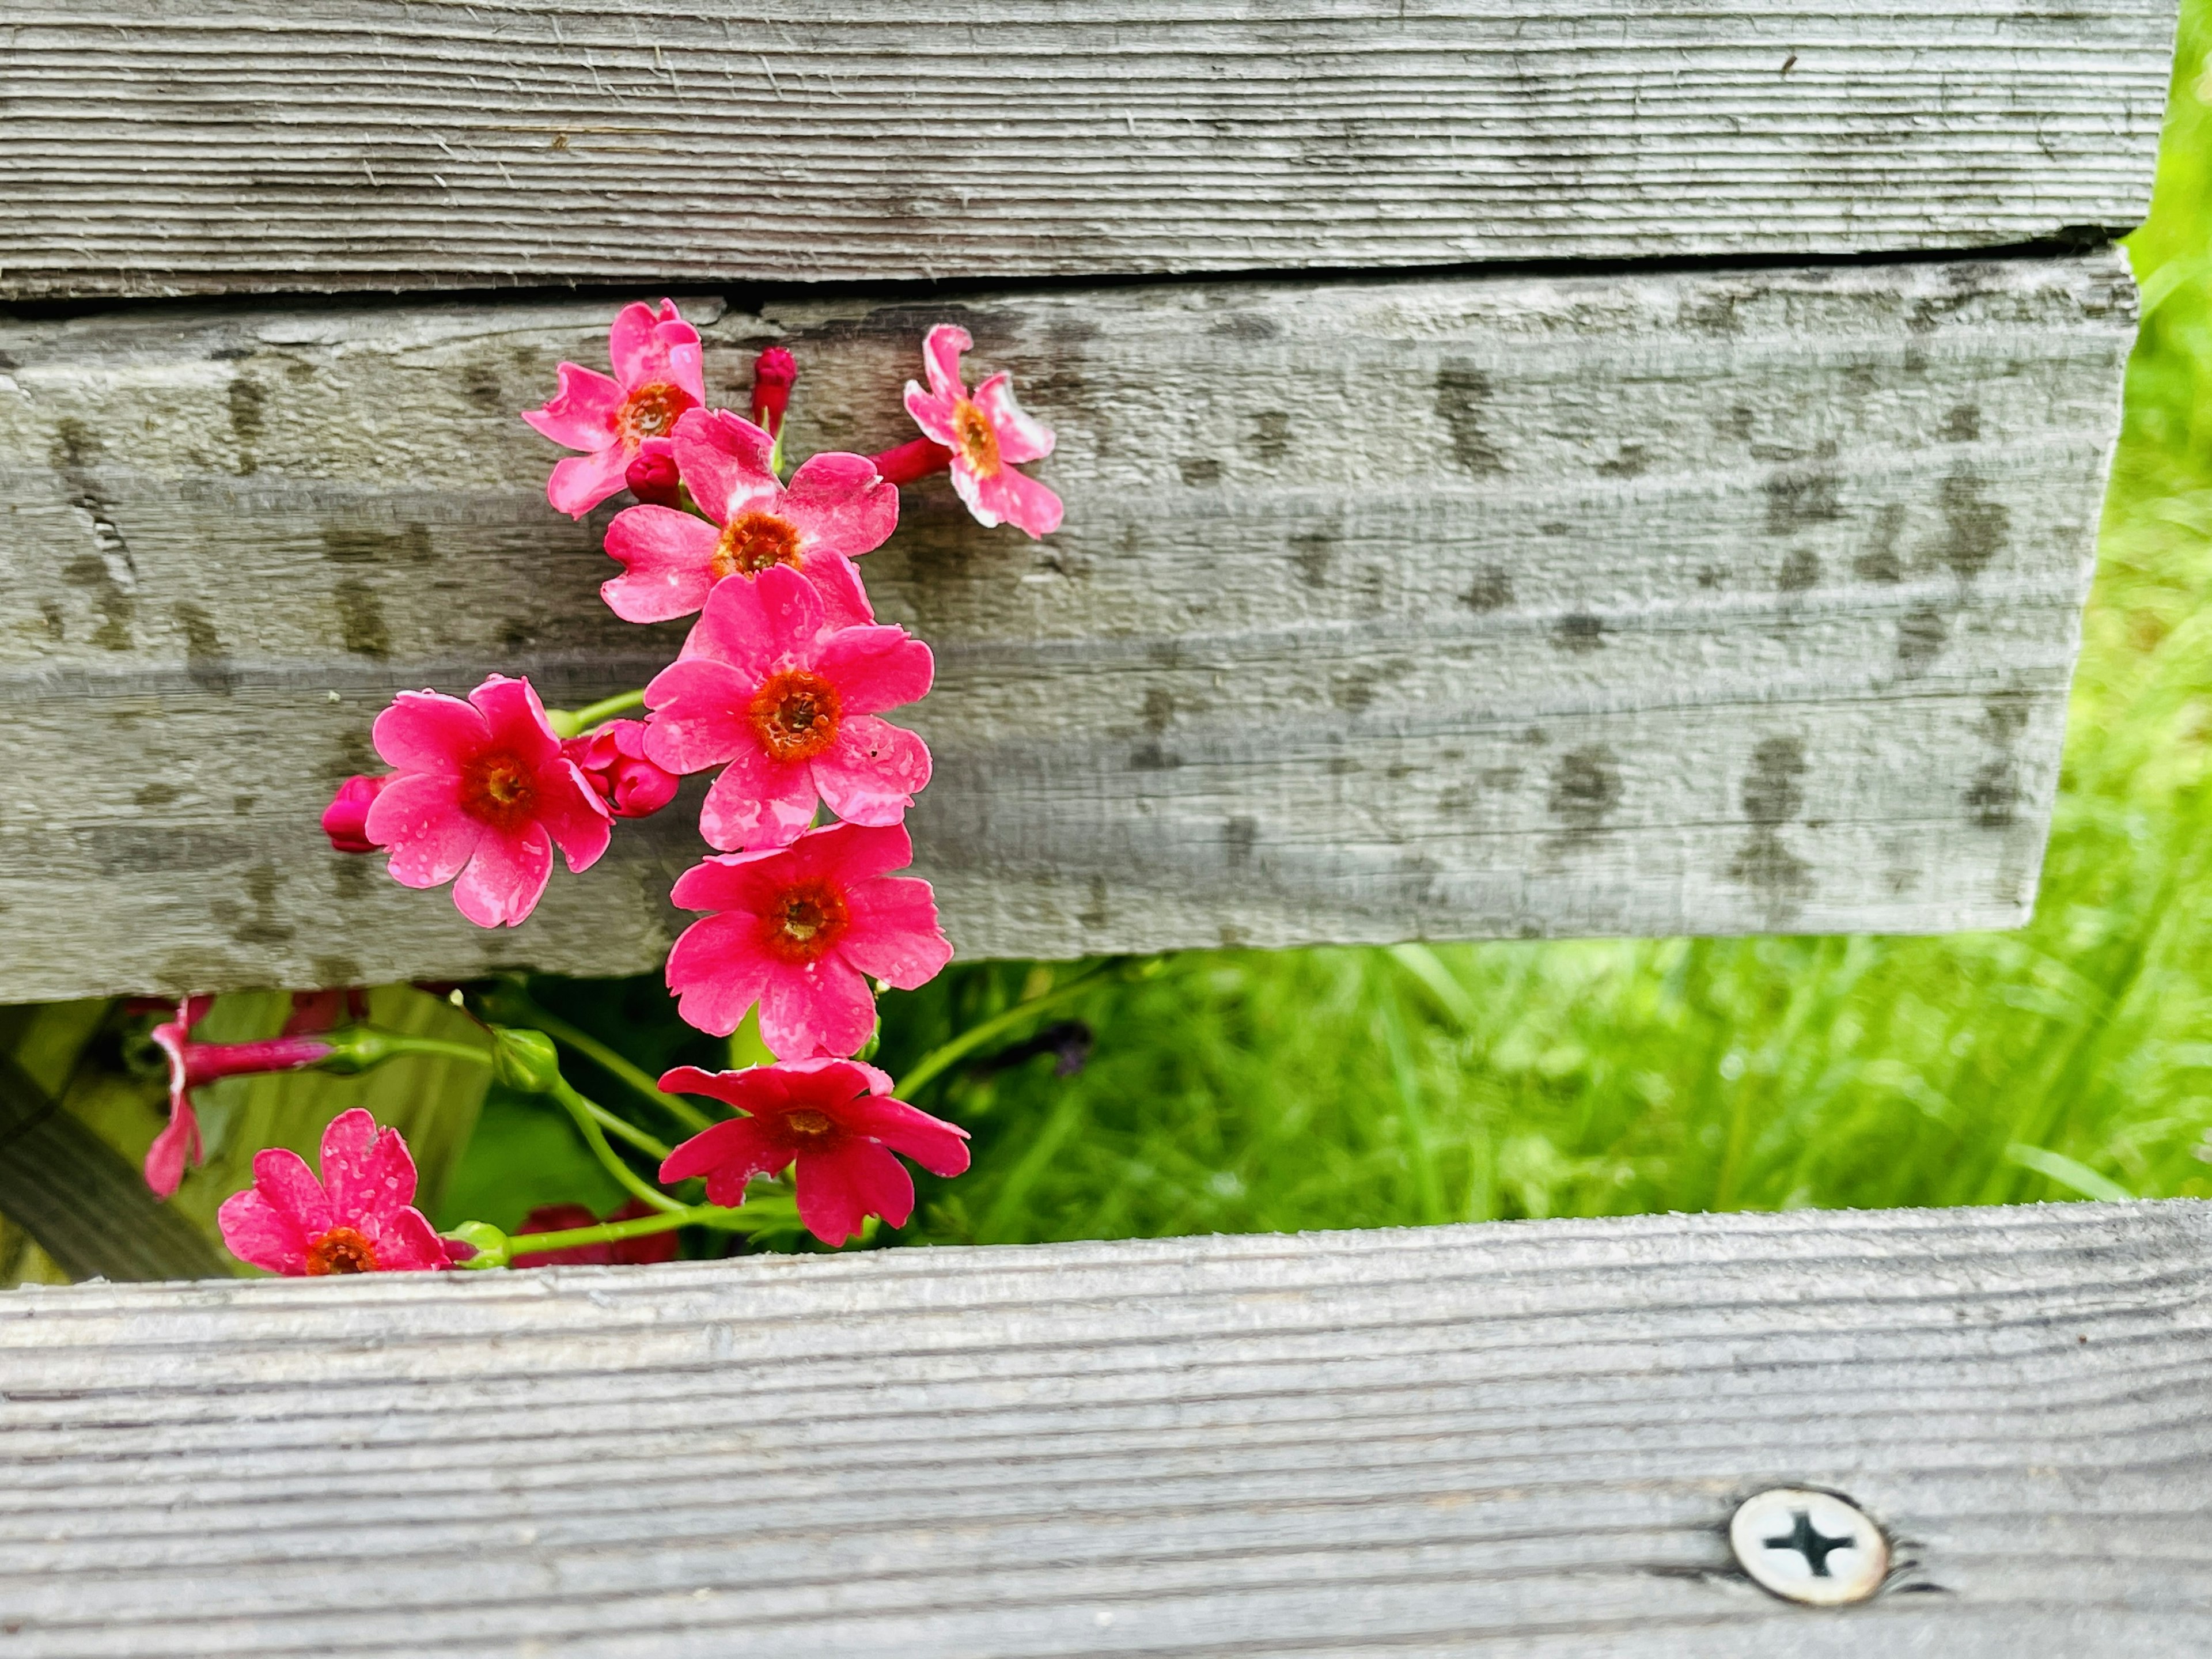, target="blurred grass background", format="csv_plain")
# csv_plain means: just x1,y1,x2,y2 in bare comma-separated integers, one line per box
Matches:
6,10,2210,1280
